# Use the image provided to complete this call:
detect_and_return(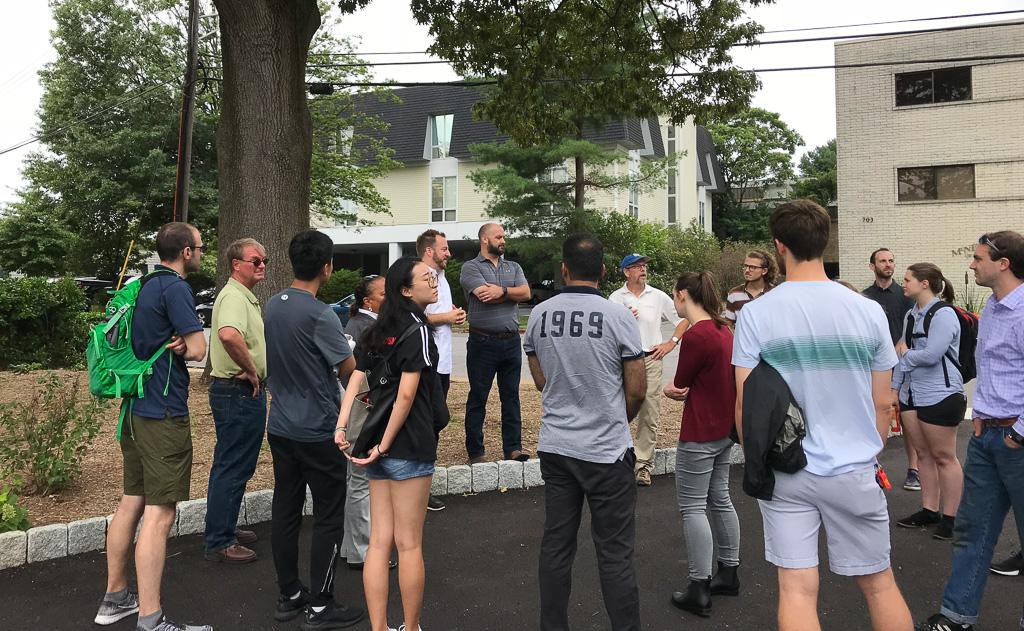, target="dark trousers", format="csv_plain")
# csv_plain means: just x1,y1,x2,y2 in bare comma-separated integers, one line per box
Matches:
464,333,522,458
268,433,348,606
204,380,266,551
539,449,640,631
